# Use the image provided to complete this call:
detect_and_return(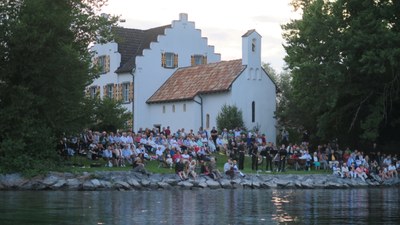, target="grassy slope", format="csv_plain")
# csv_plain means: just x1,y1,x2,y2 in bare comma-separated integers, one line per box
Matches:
60,153,331,176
